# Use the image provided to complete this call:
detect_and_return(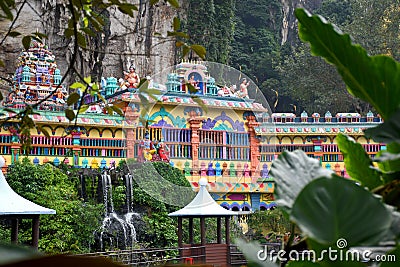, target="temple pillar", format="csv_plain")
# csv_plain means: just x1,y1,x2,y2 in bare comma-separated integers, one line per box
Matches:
11,144,21,164
11,219,19,244
124,106,139,159
31,215,40,249
188,217,194,244
245,116,260,178
71,131,82,167
310,137,324,165
188,117,203,178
